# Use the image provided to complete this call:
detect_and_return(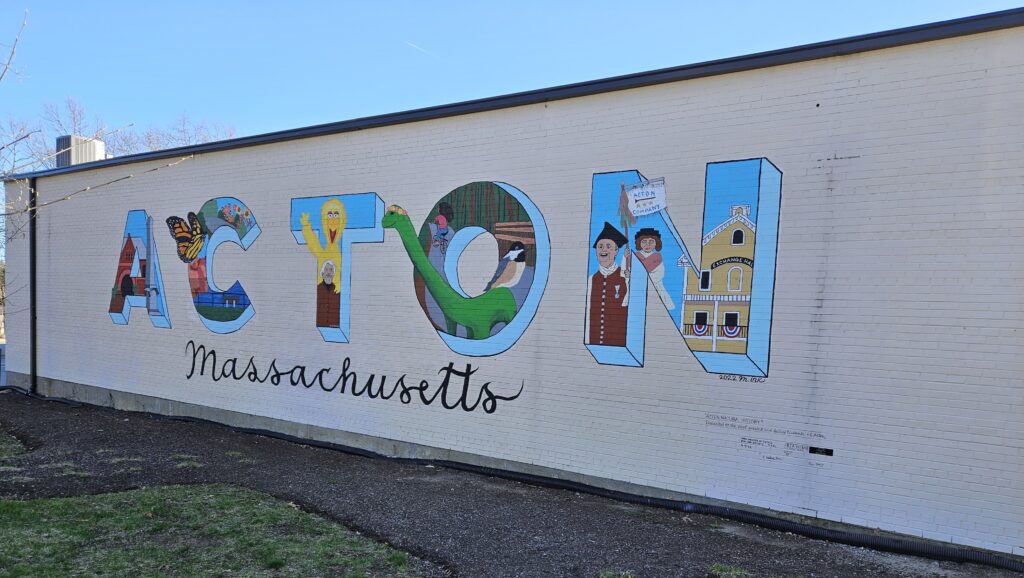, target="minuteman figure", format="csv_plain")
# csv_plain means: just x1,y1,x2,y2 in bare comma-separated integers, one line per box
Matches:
588,222,630,347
